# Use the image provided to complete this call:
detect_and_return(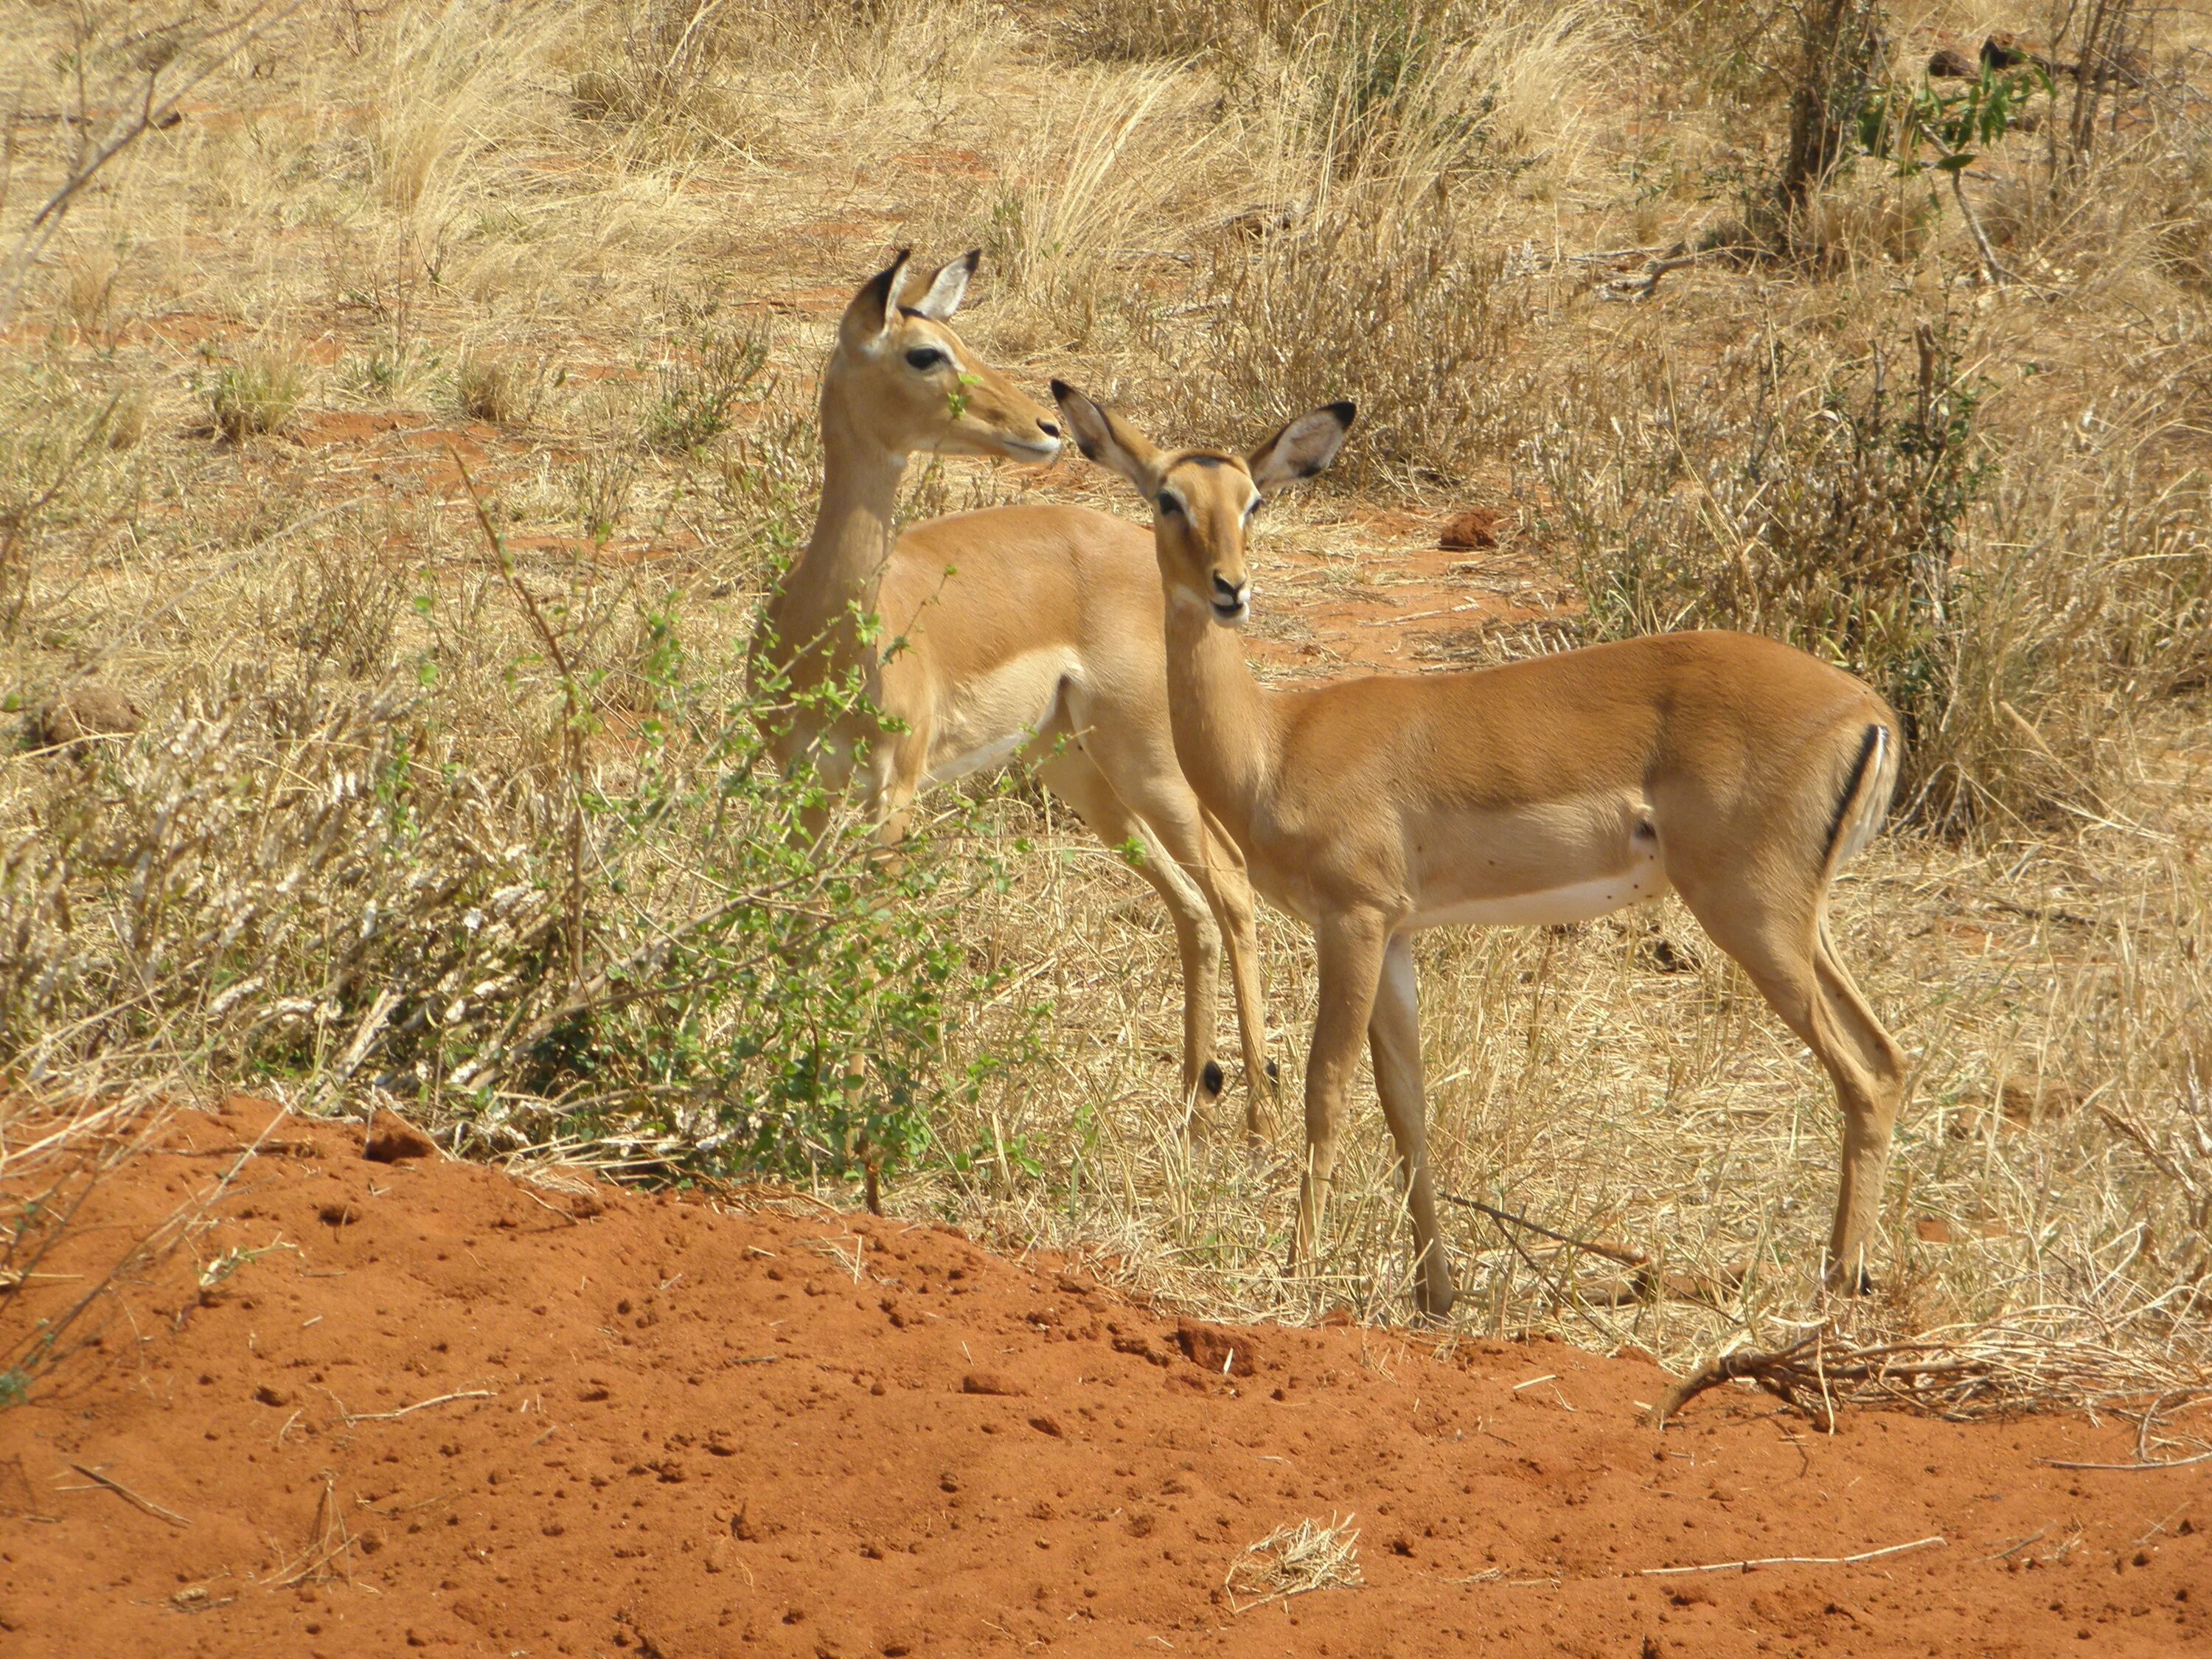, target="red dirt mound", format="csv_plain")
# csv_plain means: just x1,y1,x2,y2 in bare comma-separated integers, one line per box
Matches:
1,1098,2203,1658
